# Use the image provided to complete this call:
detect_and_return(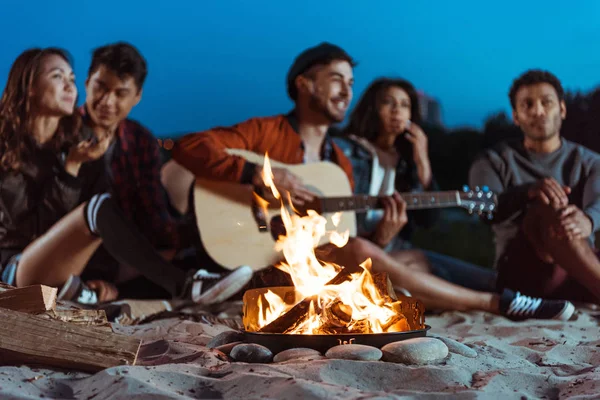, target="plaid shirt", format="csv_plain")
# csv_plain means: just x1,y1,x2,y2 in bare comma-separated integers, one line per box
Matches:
80,108,180,250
